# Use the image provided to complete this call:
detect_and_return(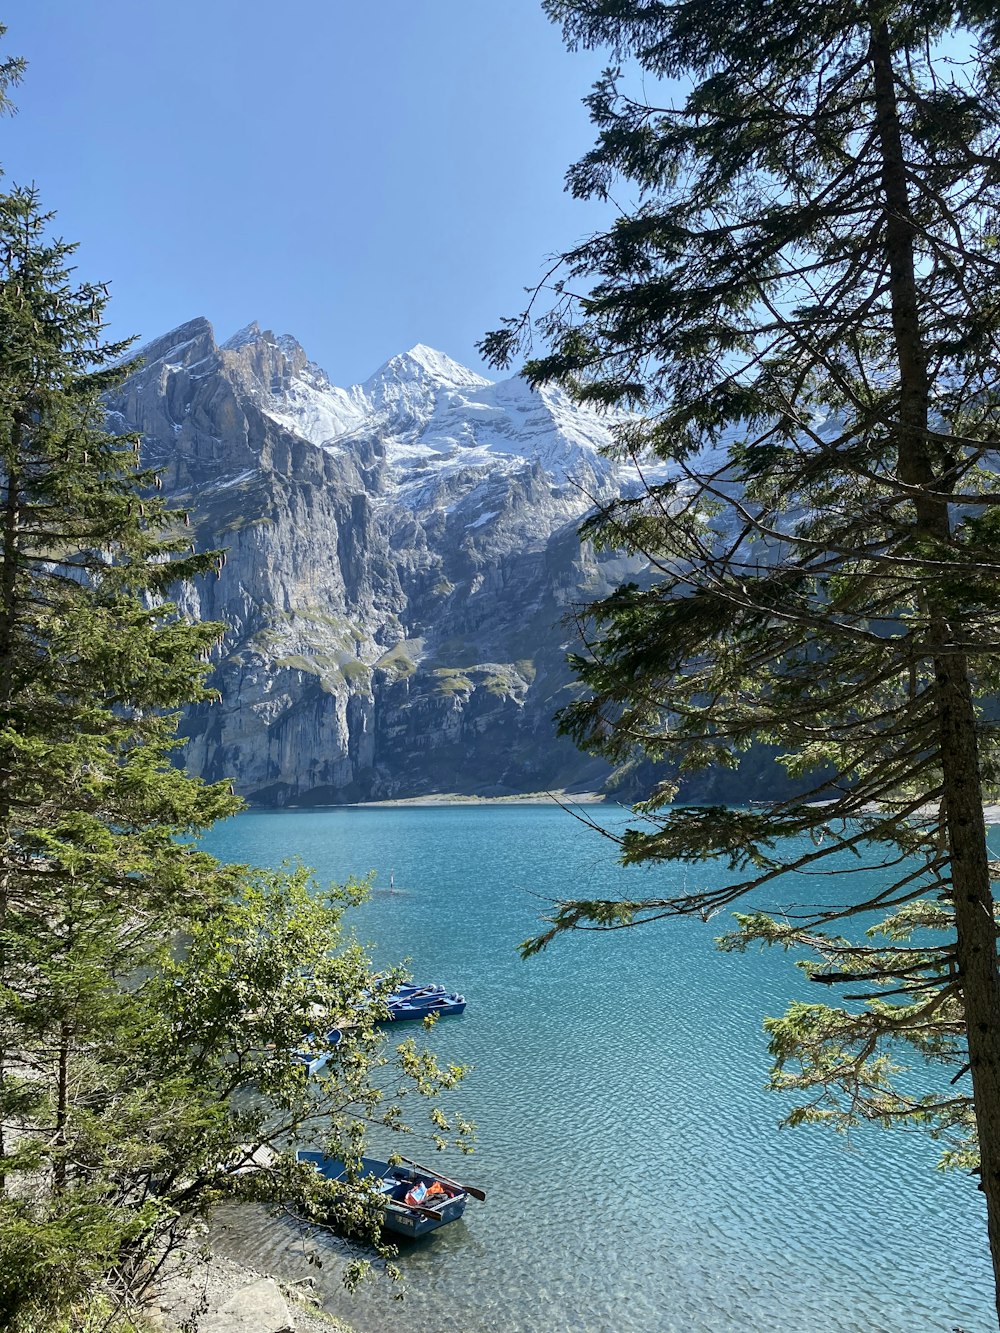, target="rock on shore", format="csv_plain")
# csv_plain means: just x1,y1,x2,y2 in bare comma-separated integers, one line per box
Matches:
149,1250,351,1333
